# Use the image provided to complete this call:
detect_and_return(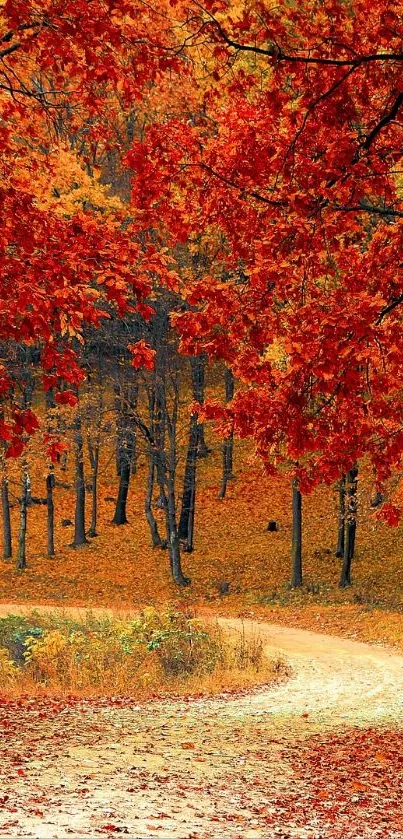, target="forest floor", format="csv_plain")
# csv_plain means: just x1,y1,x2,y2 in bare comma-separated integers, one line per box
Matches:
2,431,403,650
0,613,402,838
1,438,403,835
